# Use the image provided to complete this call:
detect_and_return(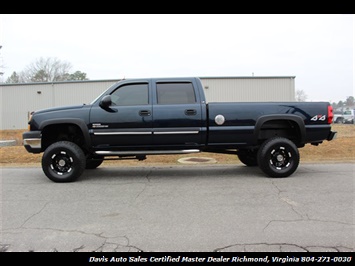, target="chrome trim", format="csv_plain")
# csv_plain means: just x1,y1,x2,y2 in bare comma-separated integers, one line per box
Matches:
95,149,200,156
23,138,41,149
93,132,152,135
94,131,199,135
154,131,199,135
